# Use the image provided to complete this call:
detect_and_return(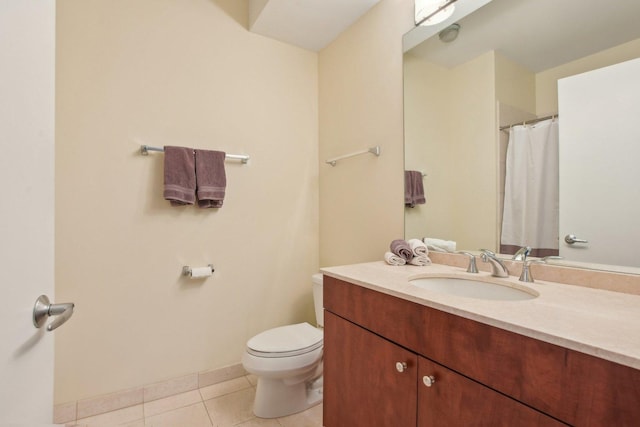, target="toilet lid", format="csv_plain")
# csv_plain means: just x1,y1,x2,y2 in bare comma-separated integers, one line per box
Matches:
247,322,323,358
